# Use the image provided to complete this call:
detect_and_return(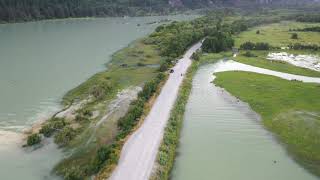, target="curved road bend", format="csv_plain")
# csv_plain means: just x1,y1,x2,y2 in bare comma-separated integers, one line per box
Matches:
109,42,202,180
